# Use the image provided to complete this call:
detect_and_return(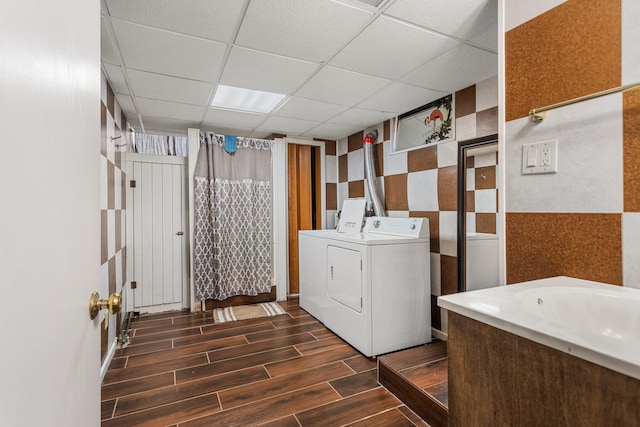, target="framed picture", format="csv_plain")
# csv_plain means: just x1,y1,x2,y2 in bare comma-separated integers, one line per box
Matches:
392,94,455,152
